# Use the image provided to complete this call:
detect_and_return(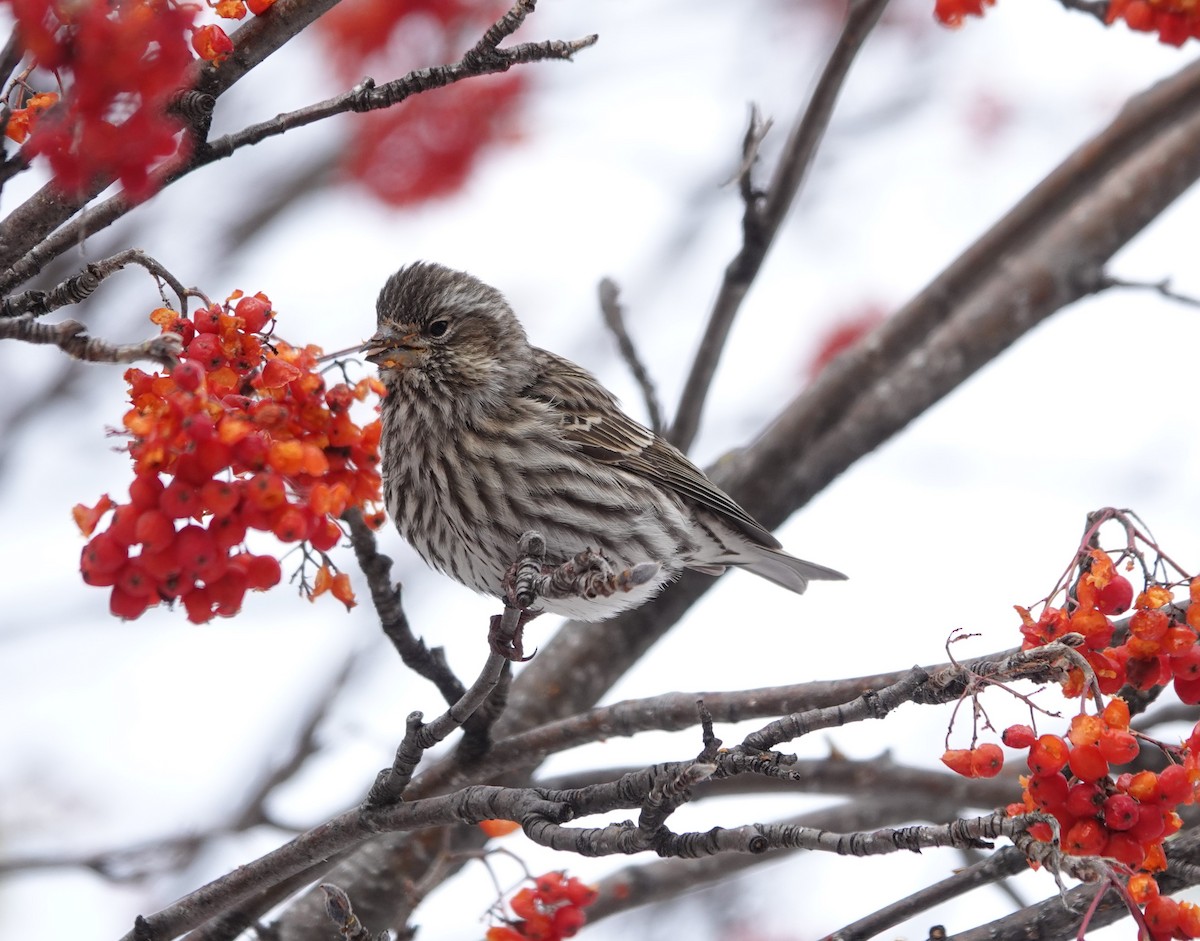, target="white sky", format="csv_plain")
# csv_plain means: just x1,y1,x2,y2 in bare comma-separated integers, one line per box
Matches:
2,1,1200,939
